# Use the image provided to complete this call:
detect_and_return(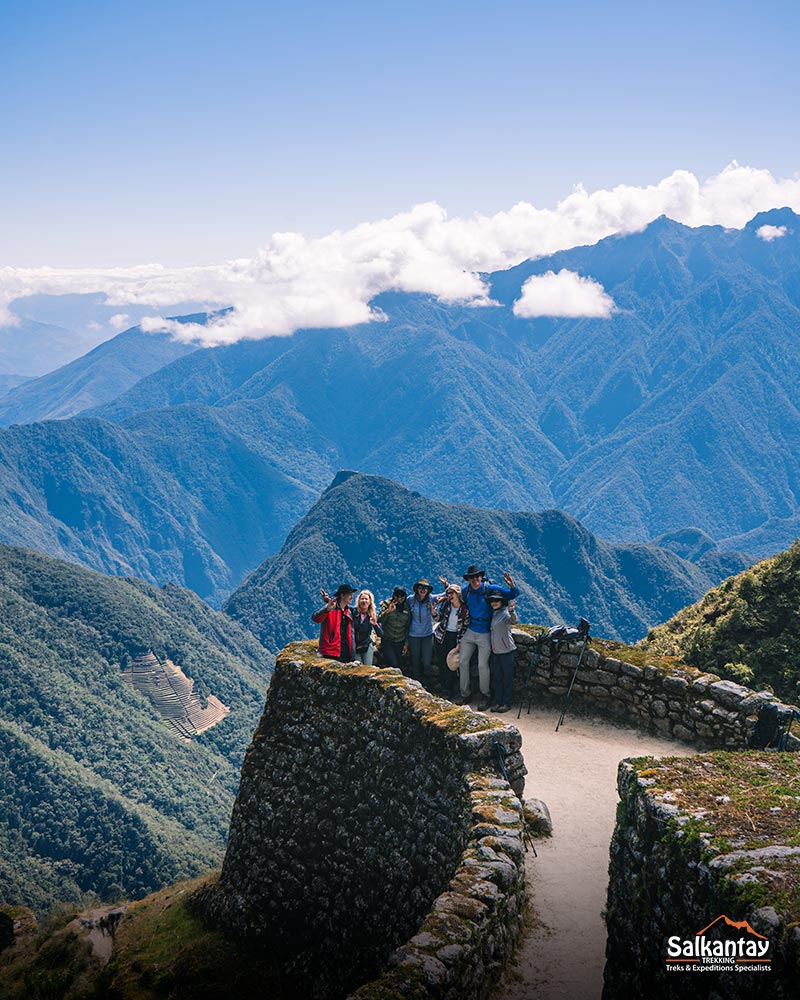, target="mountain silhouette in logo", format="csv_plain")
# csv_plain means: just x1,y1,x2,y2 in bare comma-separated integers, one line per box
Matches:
696,915,767,939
